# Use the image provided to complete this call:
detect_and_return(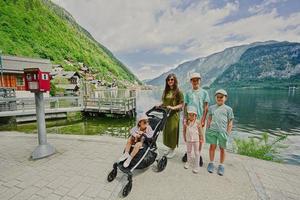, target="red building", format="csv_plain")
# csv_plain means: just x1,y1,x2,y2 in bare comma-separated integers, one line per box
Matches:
0,55,51,91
